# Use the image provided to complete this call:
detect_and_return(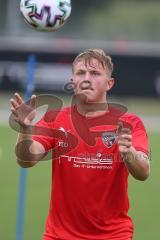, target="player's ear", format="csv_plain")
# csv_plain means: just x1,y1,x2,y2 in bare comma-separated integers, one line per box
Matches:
106,78,115,91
